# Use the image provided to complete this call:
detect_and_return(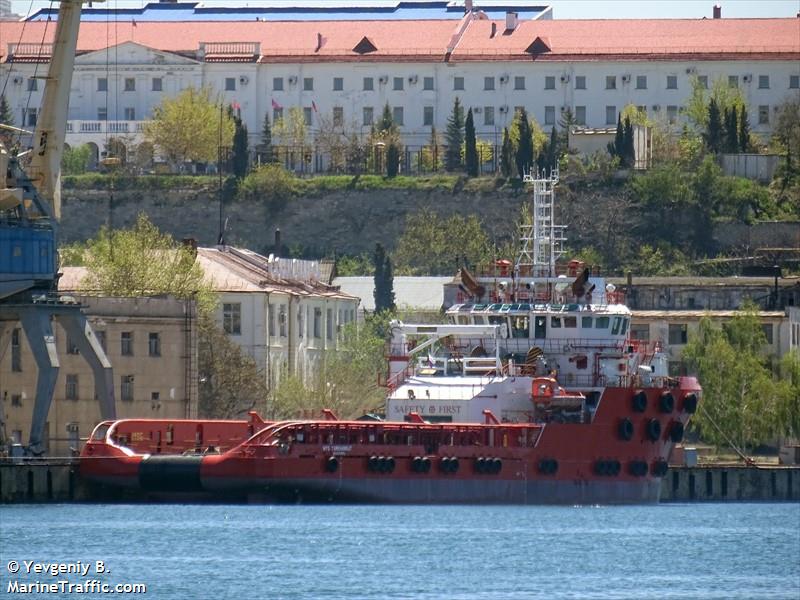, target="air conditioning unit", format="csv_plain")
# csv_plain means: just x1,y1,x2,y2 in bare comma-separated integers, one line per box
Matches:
288,76,297,85
685,67,697,75
408,75,418,84
743,74,752,83
473,106,483,113
12,76,22,85
499,74,509,84
66,423,79,433
378,75,388,84
239,75,249,85
621,74,631,84
652,104,661,111
560,74,570,83
499,105,508,113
